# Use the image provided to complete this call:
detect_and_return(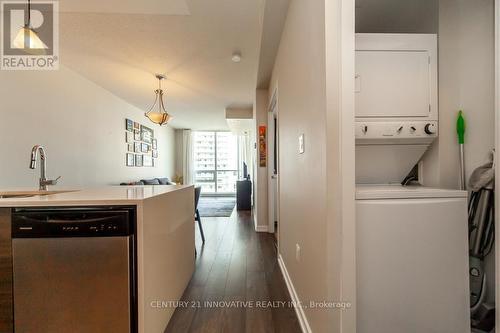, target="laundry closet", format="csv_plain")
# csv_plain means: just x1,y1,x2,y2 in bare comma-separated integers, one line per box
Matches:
354,1,496,332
